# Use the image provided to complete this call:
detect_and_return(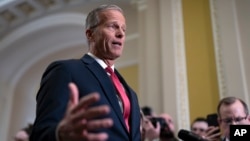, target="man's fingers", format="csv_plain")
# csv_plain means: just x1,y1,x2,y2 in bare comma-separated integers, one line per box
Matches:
61,131,109,141
71,92,100,114
206,126,220,135
84,132,109,141
86,118,113,130
66,82,79,114
71,105,110,123
73,118,113,132
204,126,221,141
69,82,79,105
